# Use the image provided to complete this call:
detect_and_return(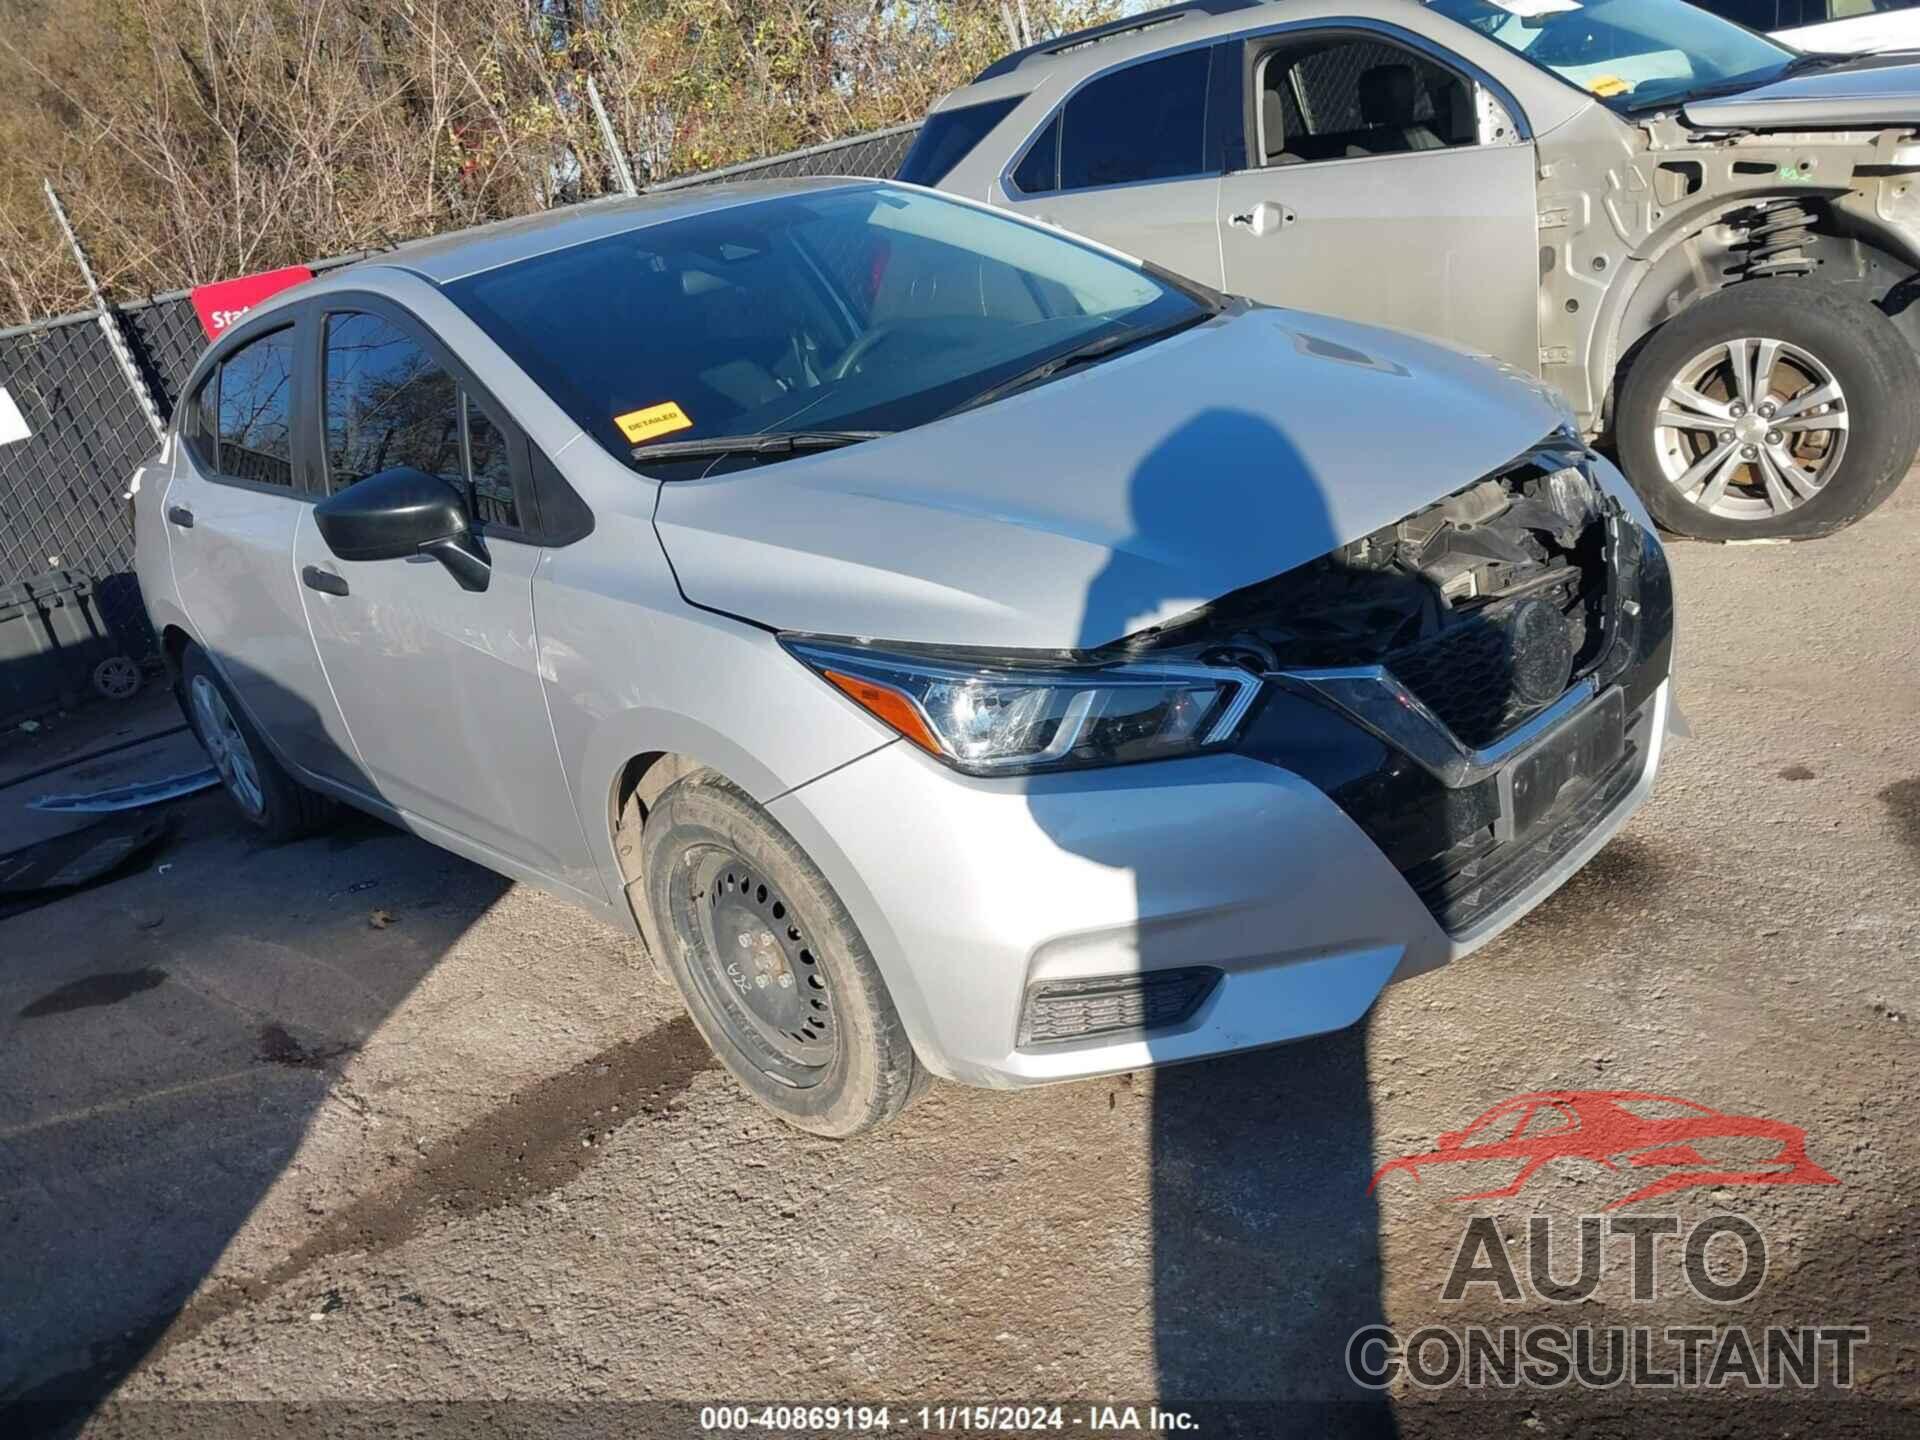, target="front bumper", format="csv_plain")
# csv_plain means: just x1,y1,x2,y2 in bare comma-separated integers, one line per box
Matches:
767,678,1670,1088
